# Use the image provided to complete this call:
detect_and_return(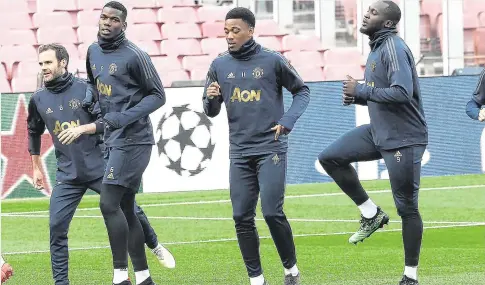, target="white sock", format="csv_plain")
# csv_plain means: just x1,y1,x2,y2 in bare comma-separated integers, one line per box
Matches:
135,269,150,285
284,264,299,276
113,268,128,284
249,274,265,285
404,266,417,280
358,199,378,218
